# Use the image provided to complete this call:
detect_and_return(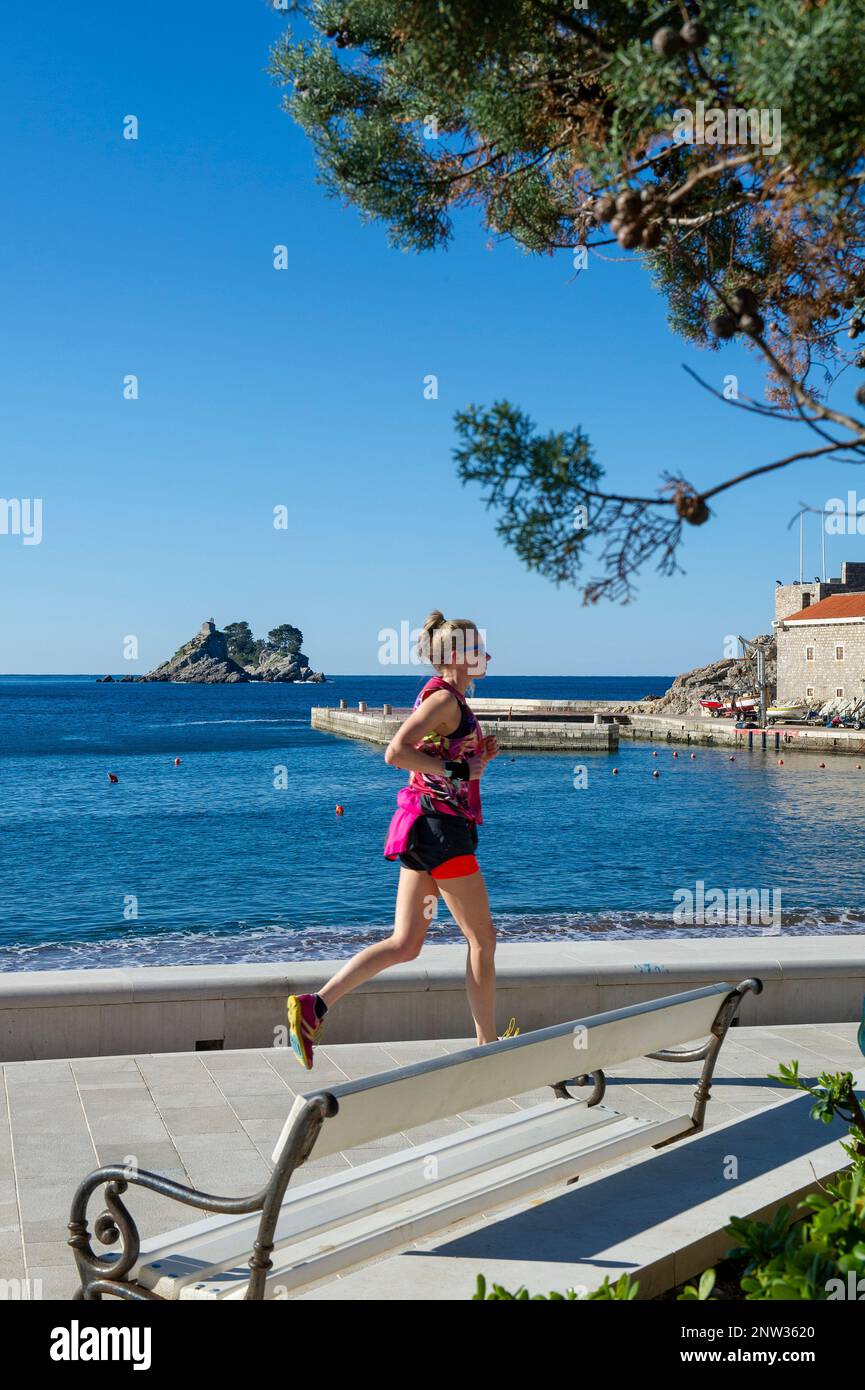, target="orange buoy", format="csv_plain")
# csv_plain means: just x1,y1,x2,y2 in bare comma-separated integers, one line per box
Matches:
612,767,619,775
777,758,784,765
857,764,862,770
335,804,345,815
673,751,679,758
107,773,119,784
652,751,658,758
818,761,826,769
174,757,182,766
